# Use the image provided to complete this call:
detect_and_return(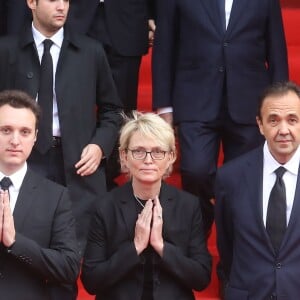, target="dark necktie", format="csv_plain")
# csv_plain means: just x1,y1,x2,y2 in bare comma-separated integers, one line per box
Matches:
0,177,12,191
266,167,287,253
217,0,226,32
36,39,53,154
